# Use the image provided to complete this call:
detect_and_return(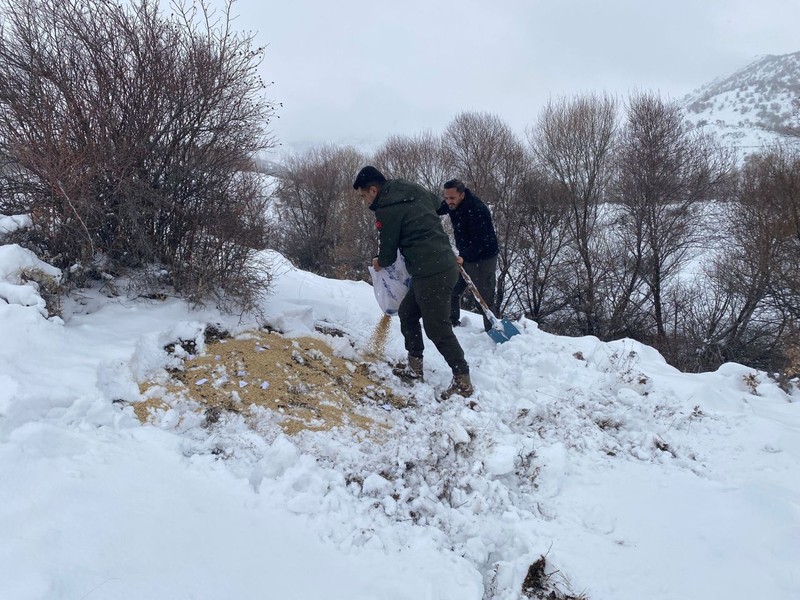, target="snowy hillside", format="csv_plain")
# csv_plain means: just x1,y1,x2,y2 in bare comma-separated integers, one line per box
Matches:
1,237,799,600
682,51,800,157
